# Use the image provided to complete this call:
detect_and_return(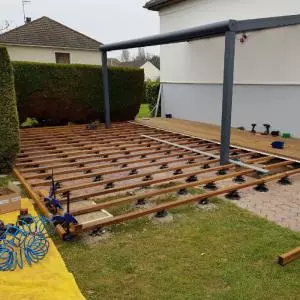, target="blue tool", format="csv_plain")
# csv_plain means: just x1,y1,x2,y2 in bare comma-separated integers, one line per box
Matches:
43,170,63,214
51,191,78,241
272,141,285,149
